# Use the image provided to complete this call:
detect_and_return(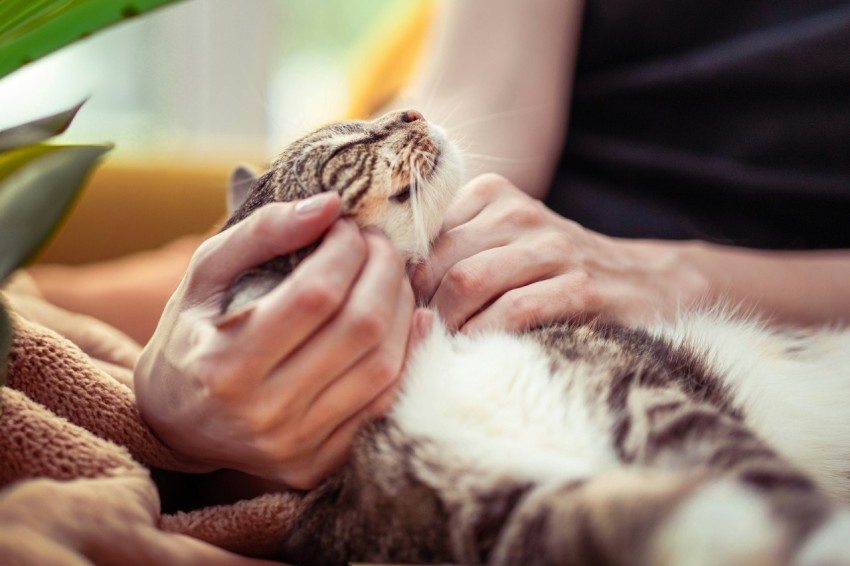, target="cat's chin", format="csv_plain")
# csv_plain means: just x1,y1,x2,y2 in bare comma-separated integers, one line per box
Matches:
383,126,465,262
